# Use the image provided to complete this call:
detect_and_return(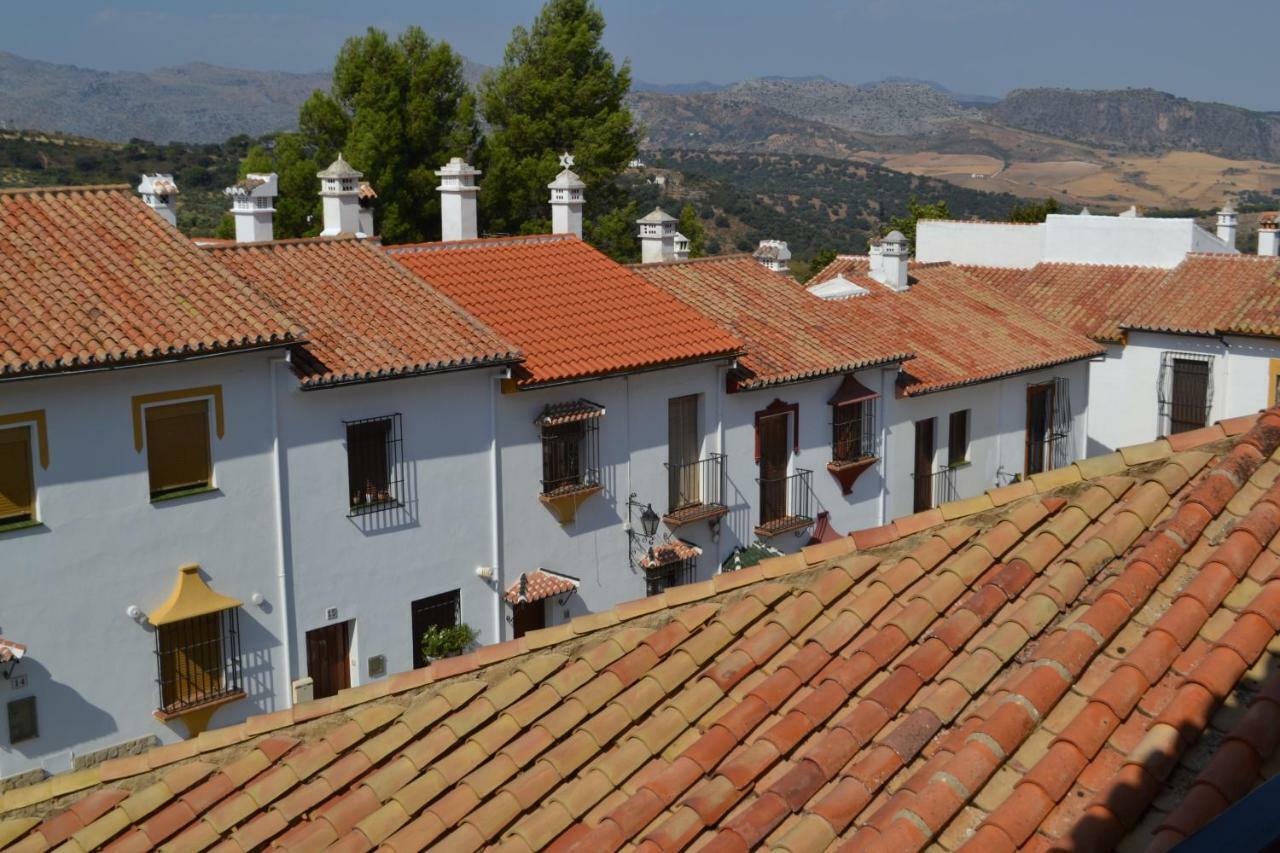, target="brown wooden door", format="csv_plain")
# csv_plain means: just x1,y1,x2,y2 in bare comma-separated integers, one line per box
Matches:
913,418,935,513
306,623,350,700
512,601,547,639
668,395,701,510
1026,383,1054,475
759,413,789,524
